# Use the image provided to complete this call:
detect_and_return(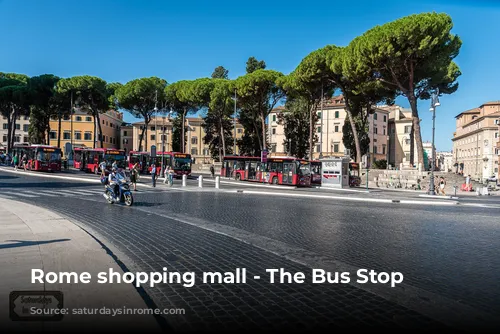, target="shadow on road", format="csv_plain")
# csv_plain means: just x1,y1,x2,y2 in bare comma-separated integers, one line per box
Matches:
0,175,19,180
0,181,98,189
133,202,164,207
0,239,70,249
